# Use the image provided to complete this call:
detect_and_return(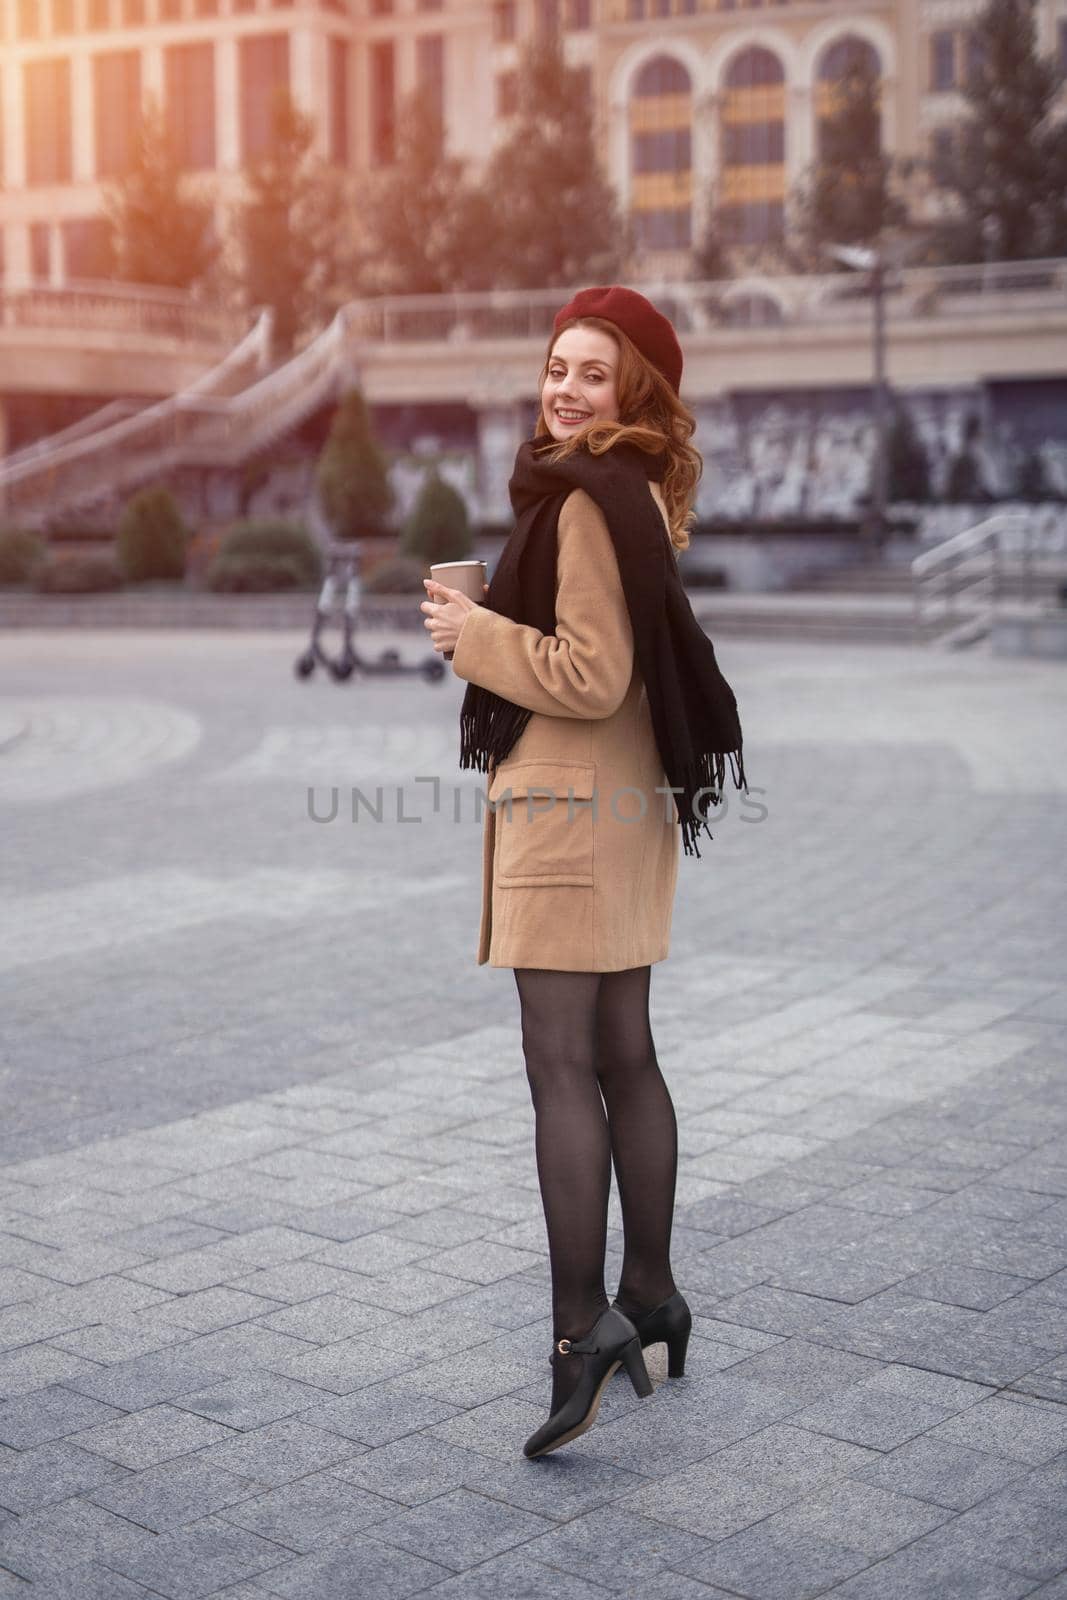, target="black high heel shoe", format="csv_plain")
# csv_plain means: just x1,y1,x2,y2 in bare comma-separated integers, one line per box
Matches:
523,1304,654,1460
611,1290,692,1378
